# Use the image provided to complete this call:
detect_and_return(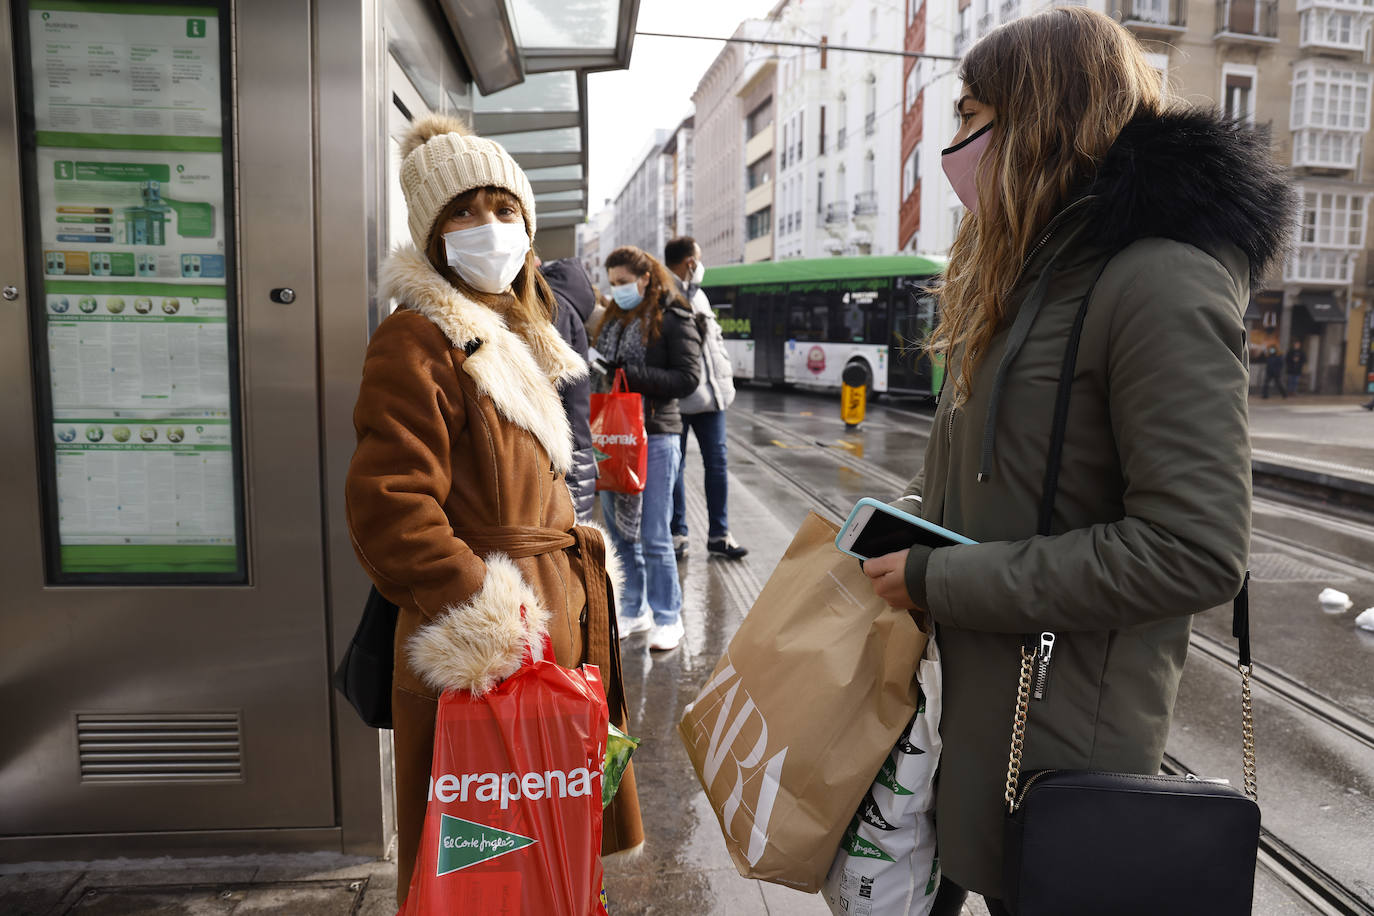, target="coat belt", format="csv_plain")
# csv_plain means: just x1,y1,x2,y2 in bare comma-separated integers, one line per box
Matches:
451,525,575,558
451,523,626,724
